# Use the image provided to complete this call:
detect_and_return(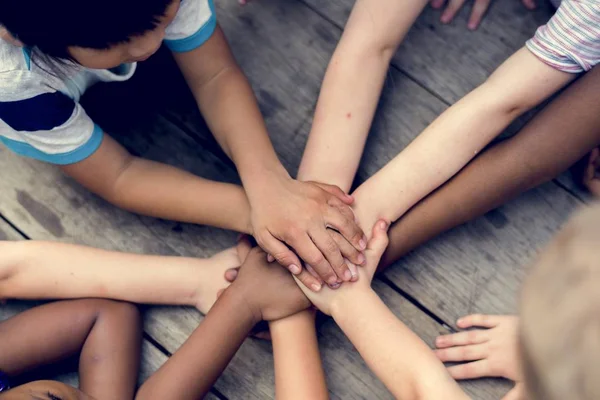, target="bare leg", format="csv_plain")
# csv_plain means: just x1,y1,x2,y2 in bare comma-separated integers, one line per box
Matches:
380,66,600,269
0,299,141,400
